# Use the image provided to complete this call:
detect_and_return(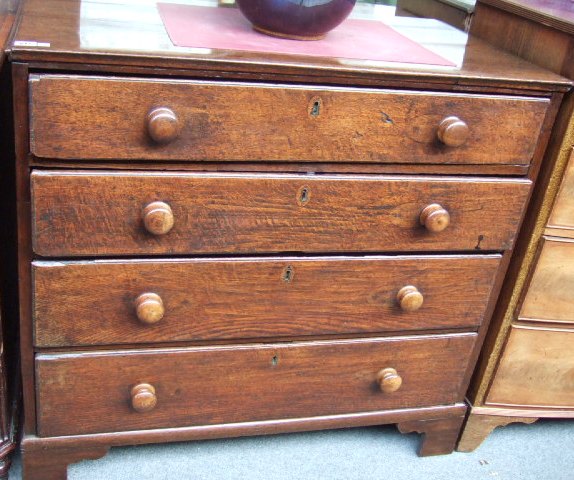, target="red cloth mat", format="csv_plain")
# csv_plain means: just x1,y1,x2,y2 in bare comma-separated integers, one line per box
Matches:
157,4,455,66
